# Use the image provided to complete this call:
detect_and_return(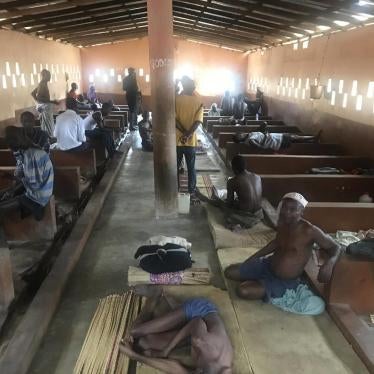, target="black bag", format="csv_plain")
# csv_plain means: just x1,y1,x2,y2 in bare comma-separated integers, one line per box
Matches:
346,238,374,260
134,243,192,274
